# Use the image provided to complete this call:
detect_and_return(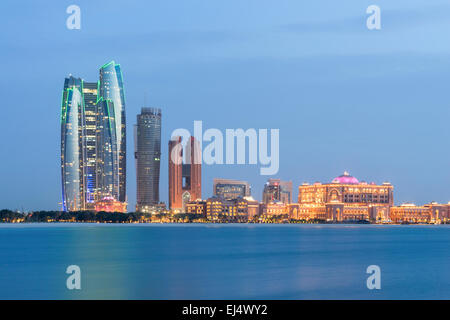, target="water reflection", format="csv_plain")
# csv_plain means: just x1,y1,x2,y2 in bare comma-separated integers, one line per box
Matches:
0,224,449,299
